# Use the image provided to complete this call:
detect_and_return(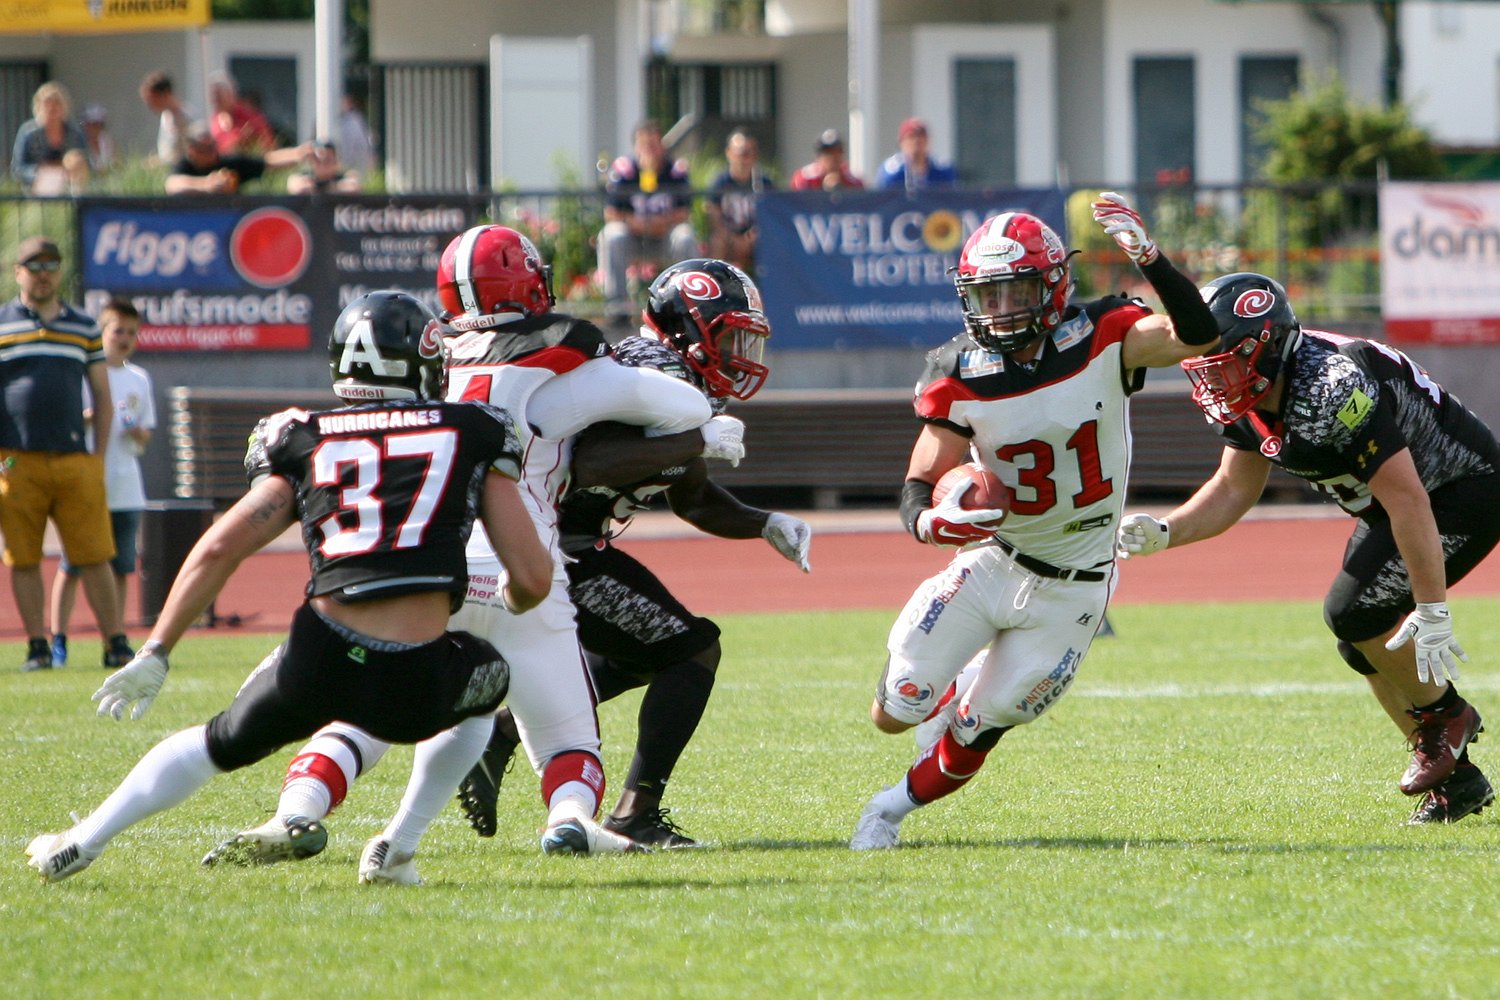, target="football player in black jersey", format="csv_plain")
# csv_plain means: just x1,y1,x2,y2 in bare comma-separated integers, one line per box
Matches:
1118,272,1500,824
26,291,553,883
202,227,742,875
458,258,812,848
